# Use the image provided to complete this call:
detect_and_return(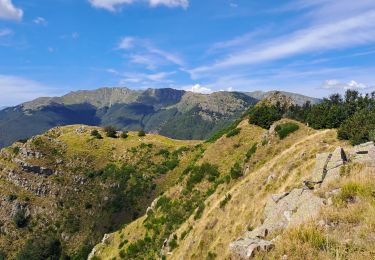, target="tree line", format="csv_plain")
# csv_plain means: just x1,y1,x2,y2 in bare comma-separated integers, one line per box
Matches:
248,90,375,145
